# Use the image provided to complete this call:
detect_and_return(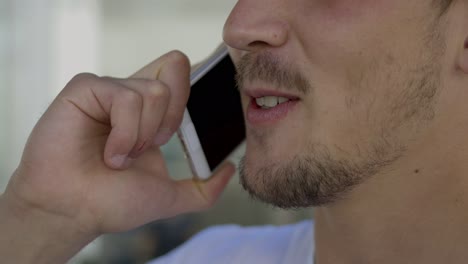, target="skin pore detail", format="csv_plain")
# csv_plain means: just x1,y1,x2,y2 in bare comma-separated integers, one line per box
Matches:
225,0,468,263
235,1,446,208
2,0,467,263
